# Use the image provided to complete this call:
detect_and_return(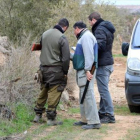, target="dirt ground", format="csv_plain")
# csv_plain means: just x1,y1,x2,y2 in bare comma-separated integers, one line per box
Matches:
66,57,140,140
68,57,140,140
1,51,140,140
26,56,140,140
96,57,140,140
99,57,140,140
